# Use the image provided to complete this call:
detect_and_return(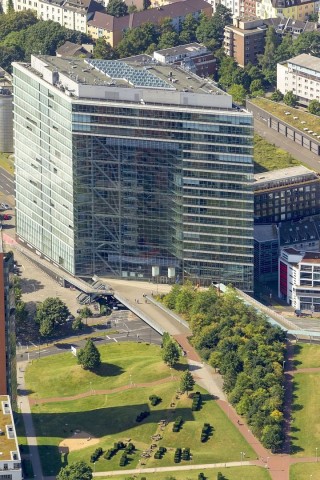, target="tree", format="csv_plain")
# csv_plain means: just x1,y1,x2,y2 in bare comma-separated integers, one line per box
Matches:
308,99,320,116
106,0,128,17
218,55,240,90
162,340,180,367
36,297,70,337
293,31,320,57
158,31,179,50
93,38,118,59
179,13,198,43
0,11,38,42
249,79,263,94
57,461,92,480
116,22,159,57
78,339,101,370
228,84,247,105
283,90,298,107
79,306,93,325
15,301,28,324
270,89,283,102
196,8,231,49
143,0,151,9
6,0,14,13
128,4,137,13
180,371,195,396
72,316,84,332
